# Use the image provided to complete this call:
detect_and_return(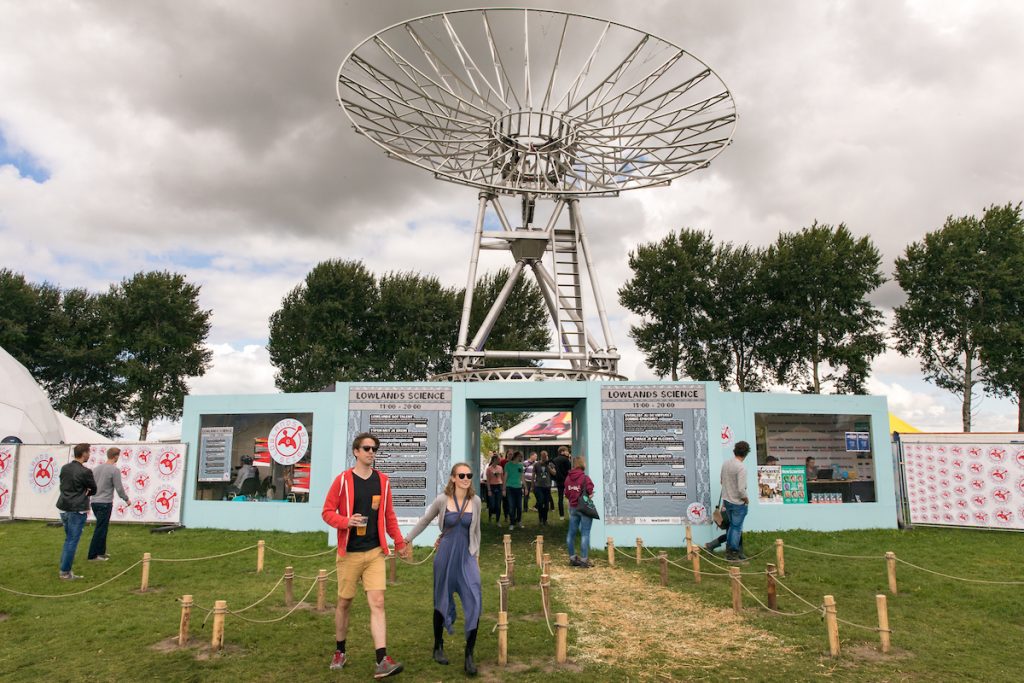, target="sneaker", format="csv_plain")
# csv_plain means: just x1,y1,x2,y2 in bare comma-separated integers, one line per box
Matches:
99,554,110,560
509,524,514,531
518,524,524,529
373,655,404,678
329,650,346,670
59,571,84,580
579,558,593,568
88,556,109,562
569,555,581,567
